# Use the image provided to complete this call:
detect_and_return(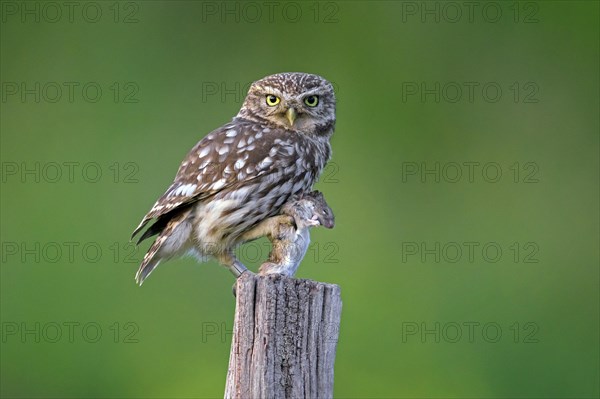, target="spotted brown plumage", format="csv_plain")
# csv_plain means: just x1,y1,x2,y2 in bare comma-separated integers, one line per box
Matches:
132,72,336,284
